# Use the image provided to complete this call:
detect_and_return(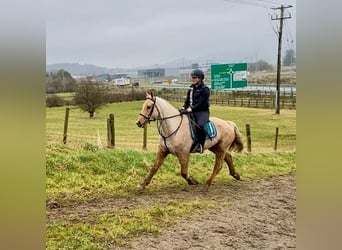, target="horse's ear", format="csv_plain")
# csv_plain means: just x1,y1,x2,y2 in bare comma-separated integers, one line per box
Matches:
146,90,154,99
